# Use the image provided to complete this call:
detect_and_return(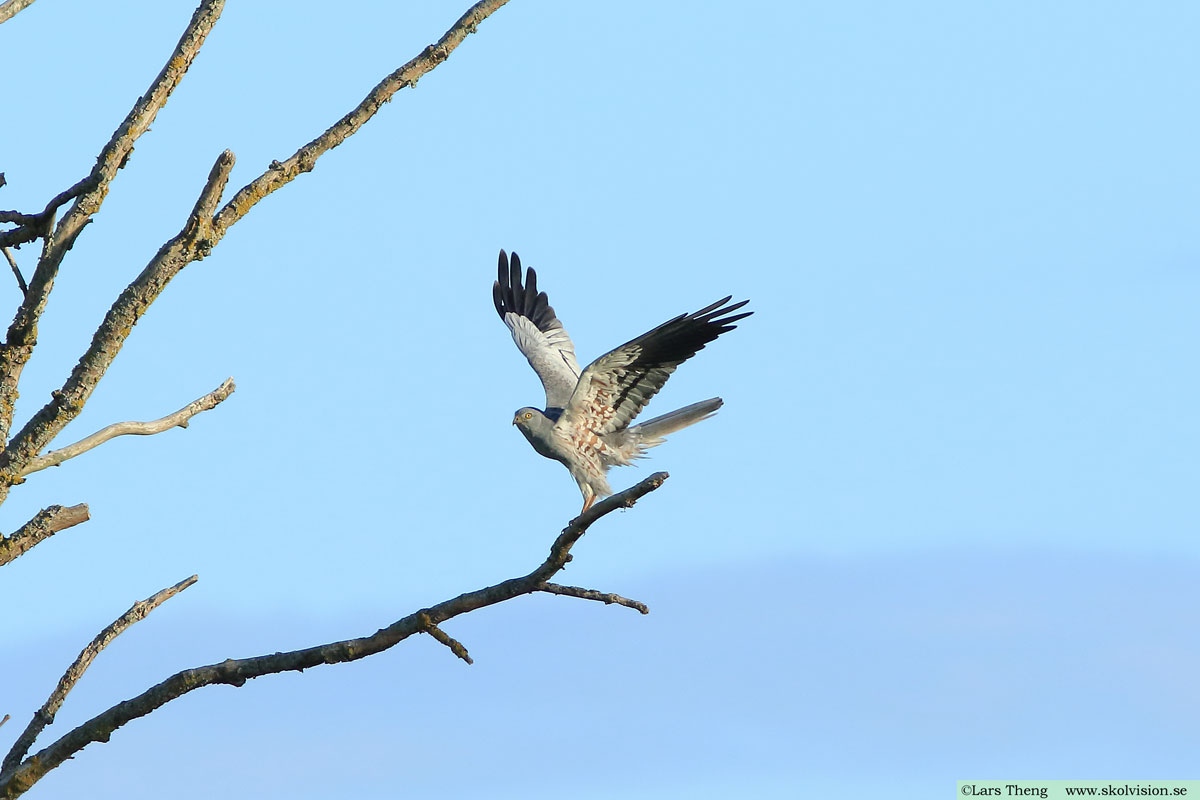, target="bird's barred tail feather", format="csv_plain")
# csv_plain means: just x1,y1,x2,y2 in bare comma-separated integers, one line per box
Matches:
629,397,724,447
